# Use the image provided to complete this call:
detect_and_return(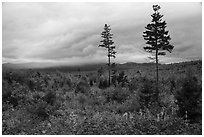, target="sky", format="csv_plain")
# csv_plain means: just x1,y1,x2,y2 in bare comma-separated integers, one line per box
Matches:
2,2,202,67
